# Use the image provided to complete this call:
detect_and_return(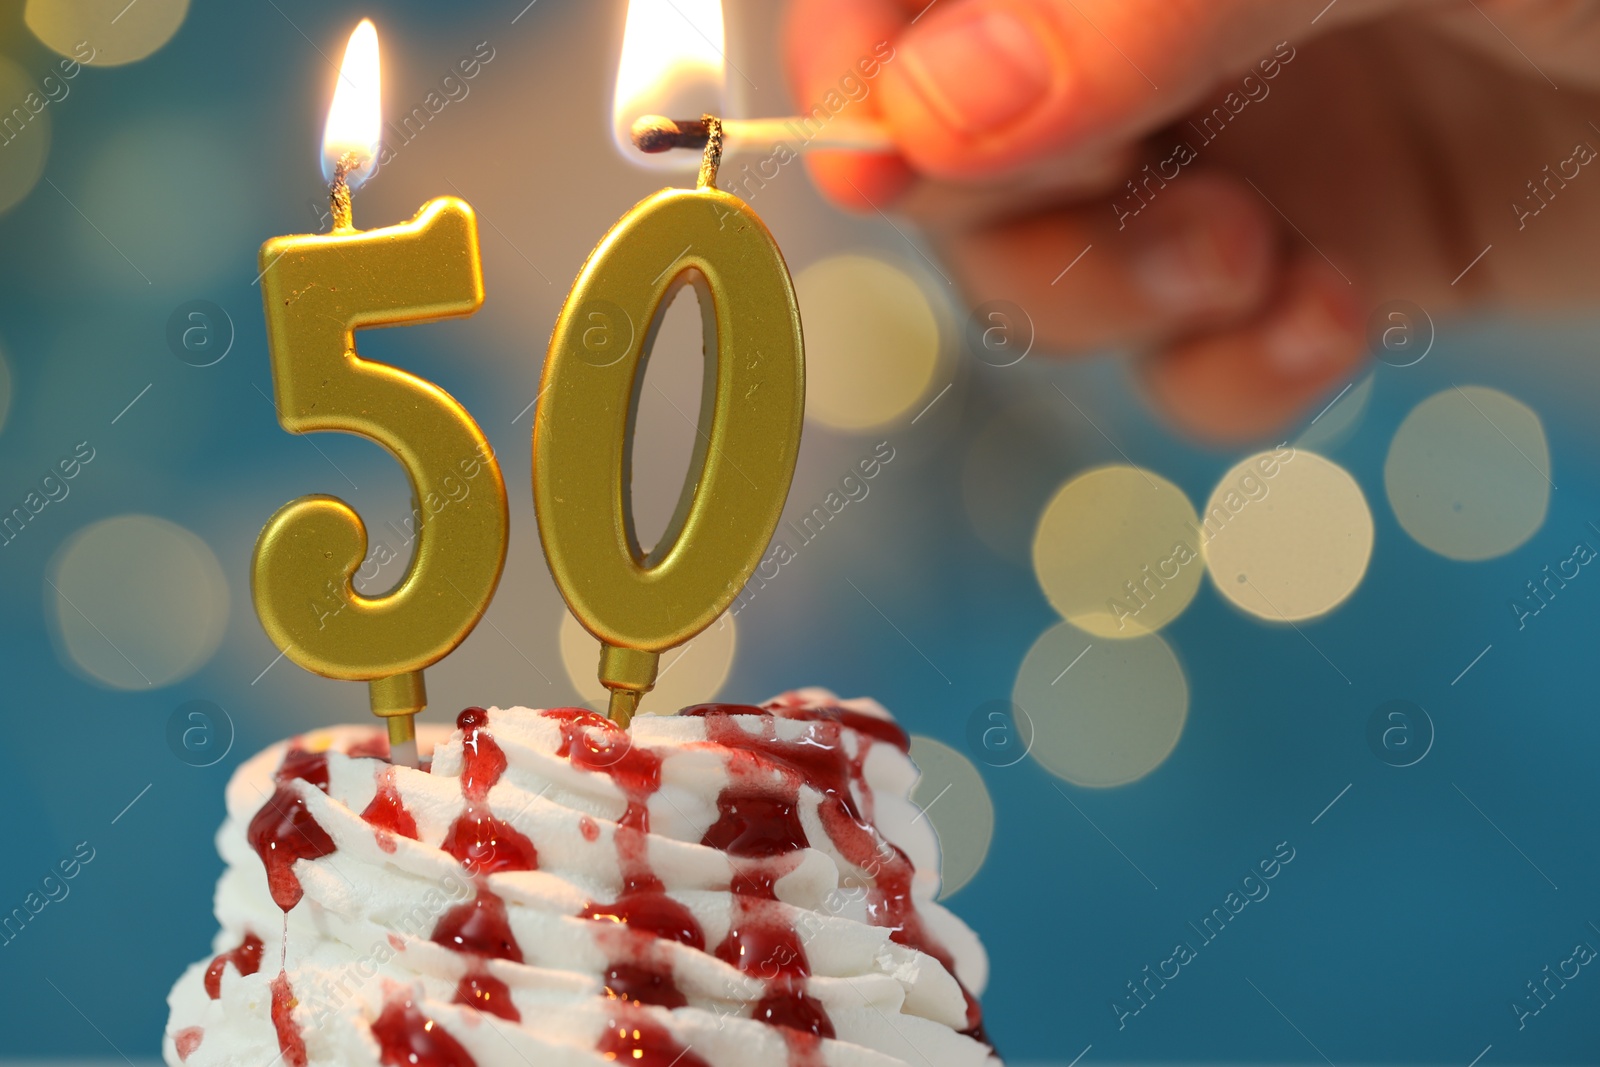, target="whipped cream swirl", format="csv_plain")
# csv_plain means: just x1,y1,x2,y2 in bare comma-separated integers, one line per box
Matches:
164,690,998,1067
